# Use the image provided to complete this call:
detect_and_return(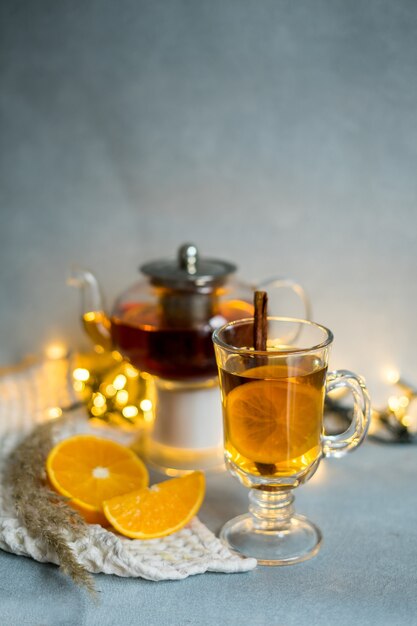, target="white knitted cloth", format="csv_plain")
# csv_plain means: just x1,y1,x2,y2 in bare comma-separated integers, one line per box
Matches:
0,358,256,580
